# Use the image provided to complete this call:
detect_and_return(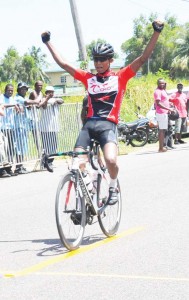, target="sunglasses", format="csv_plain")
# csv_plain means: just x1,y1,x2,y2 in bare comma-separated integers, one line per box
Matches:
93,57,109,62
